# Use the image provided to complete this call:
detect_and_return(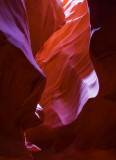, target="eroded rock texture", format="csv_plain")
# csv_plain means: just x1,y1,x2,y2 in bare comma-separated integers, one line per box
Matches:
0,0,46,159
36,0,98,127
26,0,98,148
0,0,116,159
27,0,116,160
